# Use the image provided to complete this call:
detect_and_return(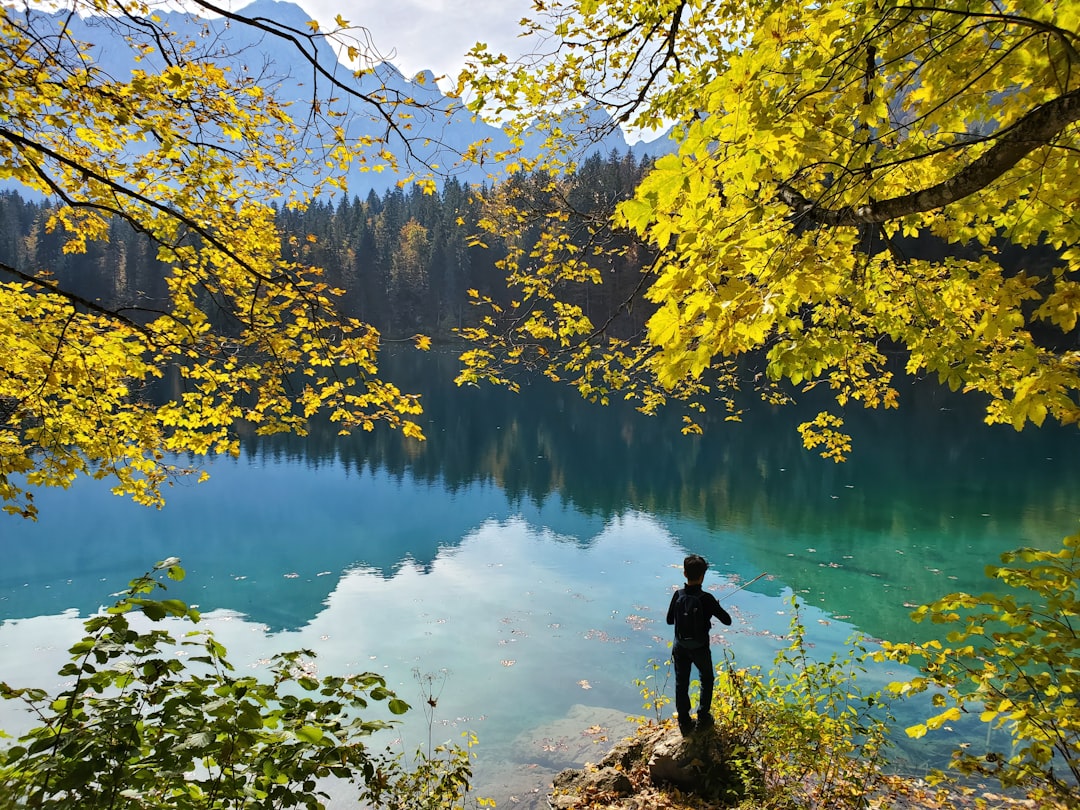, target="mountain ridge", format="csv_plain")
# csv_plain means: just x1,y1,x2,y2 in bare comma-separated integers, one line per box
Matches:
12,0,674,199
